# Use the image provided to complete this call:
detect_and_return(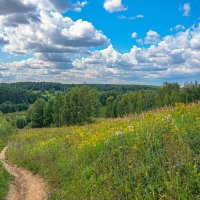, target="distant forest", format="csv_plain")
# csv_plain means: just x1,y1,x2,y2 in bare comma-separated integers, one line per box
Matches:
0,82,200,129
0,82,159,92
0,82,158,113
